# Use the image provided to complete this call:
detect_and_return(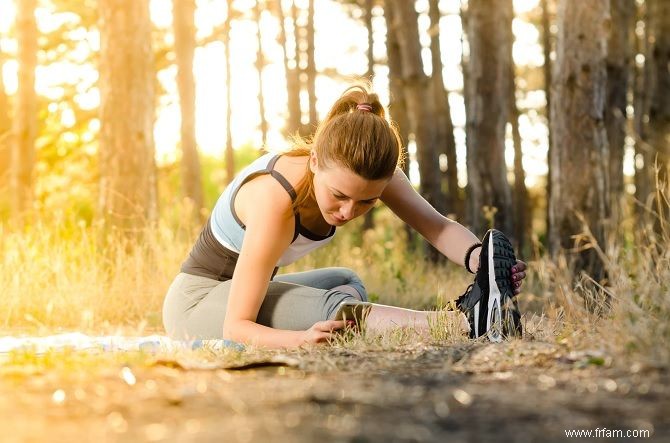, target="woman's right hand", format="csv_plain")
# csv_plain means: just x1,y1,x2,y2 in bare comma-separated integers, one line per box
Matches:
300,320,347,345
